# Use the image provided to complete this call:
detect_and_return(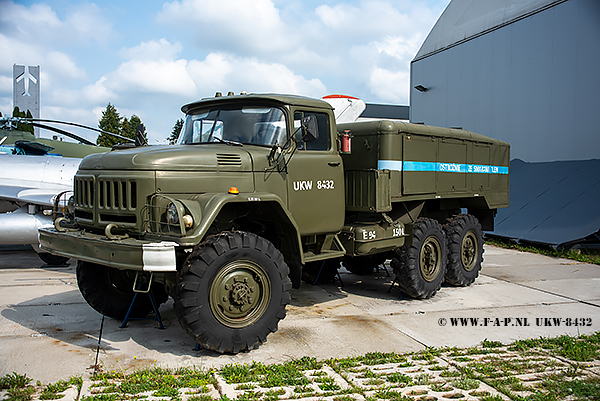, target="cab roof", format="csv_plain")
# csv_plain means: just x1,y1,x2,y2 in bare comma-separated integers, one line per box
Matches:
181,93,333,114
